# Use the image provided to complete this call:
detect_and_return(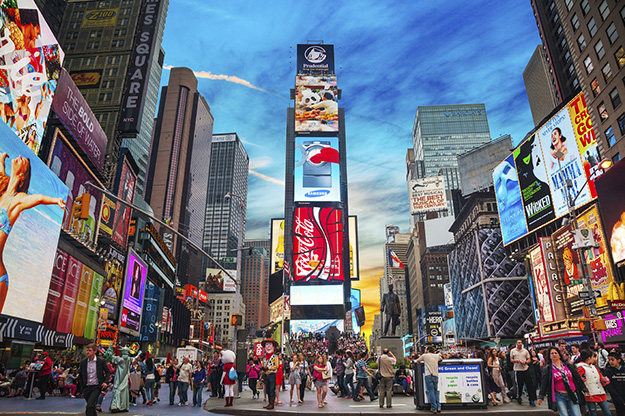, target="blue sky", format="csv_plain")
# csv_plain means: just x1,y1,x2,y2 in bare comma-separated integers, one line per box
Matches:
160,0,543,335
